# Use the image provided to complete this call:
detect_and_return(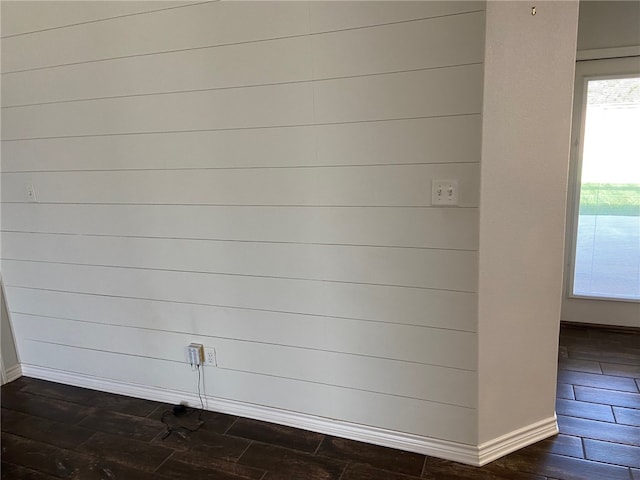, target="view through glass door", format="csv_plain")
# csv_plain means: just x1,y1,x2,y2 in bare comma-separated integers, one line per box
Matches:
563,57,640,327
573,76,639,300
